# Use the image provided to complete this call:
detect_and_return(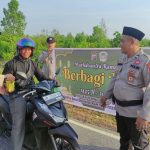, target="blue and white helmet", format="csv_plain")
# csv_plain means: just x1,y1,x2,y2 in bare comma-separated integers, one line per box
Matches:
17,38,35,50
